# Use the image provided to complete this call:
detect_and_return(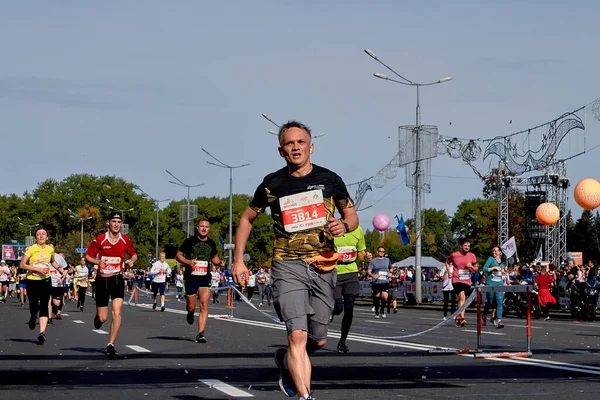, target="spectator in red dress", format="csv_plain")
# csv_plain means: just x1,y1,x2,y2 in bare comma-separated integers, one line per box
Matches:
535,266,556,320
